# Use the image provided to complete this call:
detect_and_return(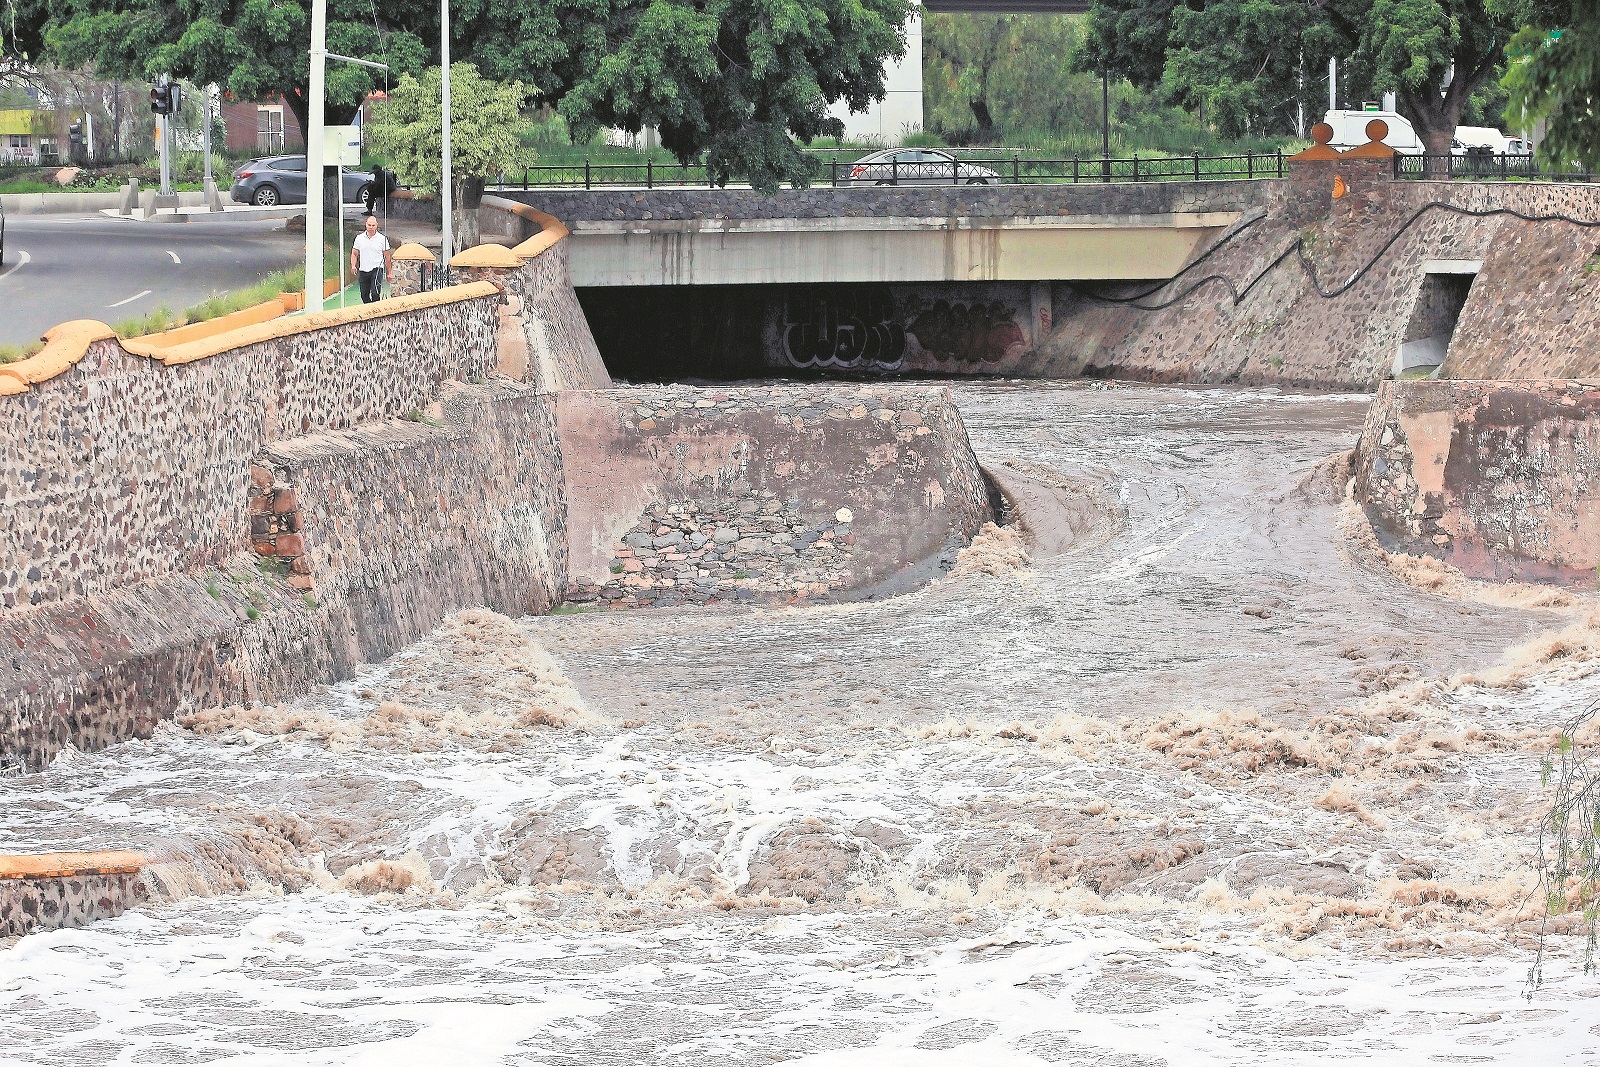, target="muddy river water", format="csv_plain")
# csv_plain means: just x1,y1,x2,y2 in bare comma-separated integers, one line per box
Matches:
3,382,1599,1065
